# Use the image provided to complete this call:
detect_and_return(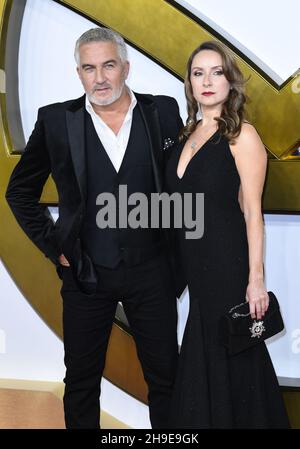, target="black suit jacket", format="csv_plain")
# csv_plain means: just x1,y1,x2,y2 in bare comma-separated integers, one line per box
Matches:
6,92,185,294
